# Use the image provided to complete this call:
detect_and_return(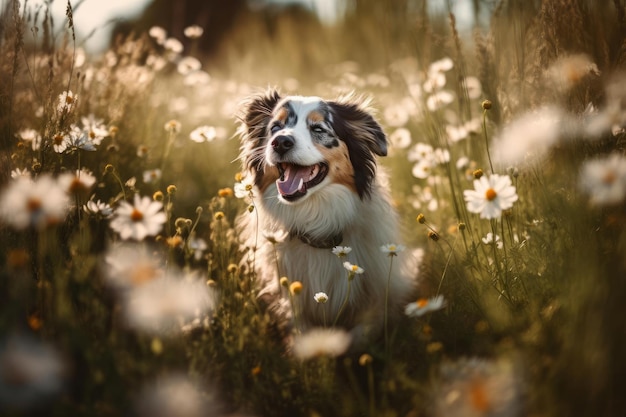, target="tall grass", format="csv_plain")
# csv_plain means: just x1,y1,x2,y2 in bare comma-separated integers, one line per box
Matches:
0,0,625,416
